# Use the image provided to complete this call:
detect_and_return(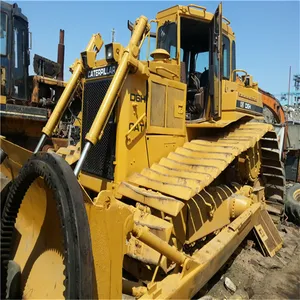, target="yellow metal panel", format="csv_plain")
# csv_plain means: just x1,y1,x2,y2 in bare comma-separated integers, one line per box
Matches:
187,197,231,242
149,61,181,82
166,87,184,129
254,209,283,257
84,191,134,299
0,138,32,166
146,135,185,166
147,74,186,136
146,125,186,135
114,74,149,184
174,99,185,118
79,172,110,193
0,95,6,104
150,82,166,127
